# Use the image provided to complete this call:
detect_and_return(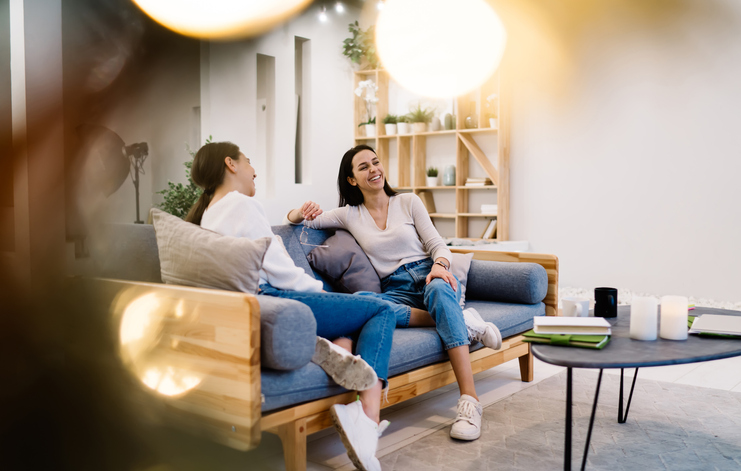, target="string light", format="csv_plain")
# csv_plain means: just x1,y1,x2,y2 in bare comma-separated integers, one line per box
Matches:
335,2,345,13
318,5,328,22
376,1,385,10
